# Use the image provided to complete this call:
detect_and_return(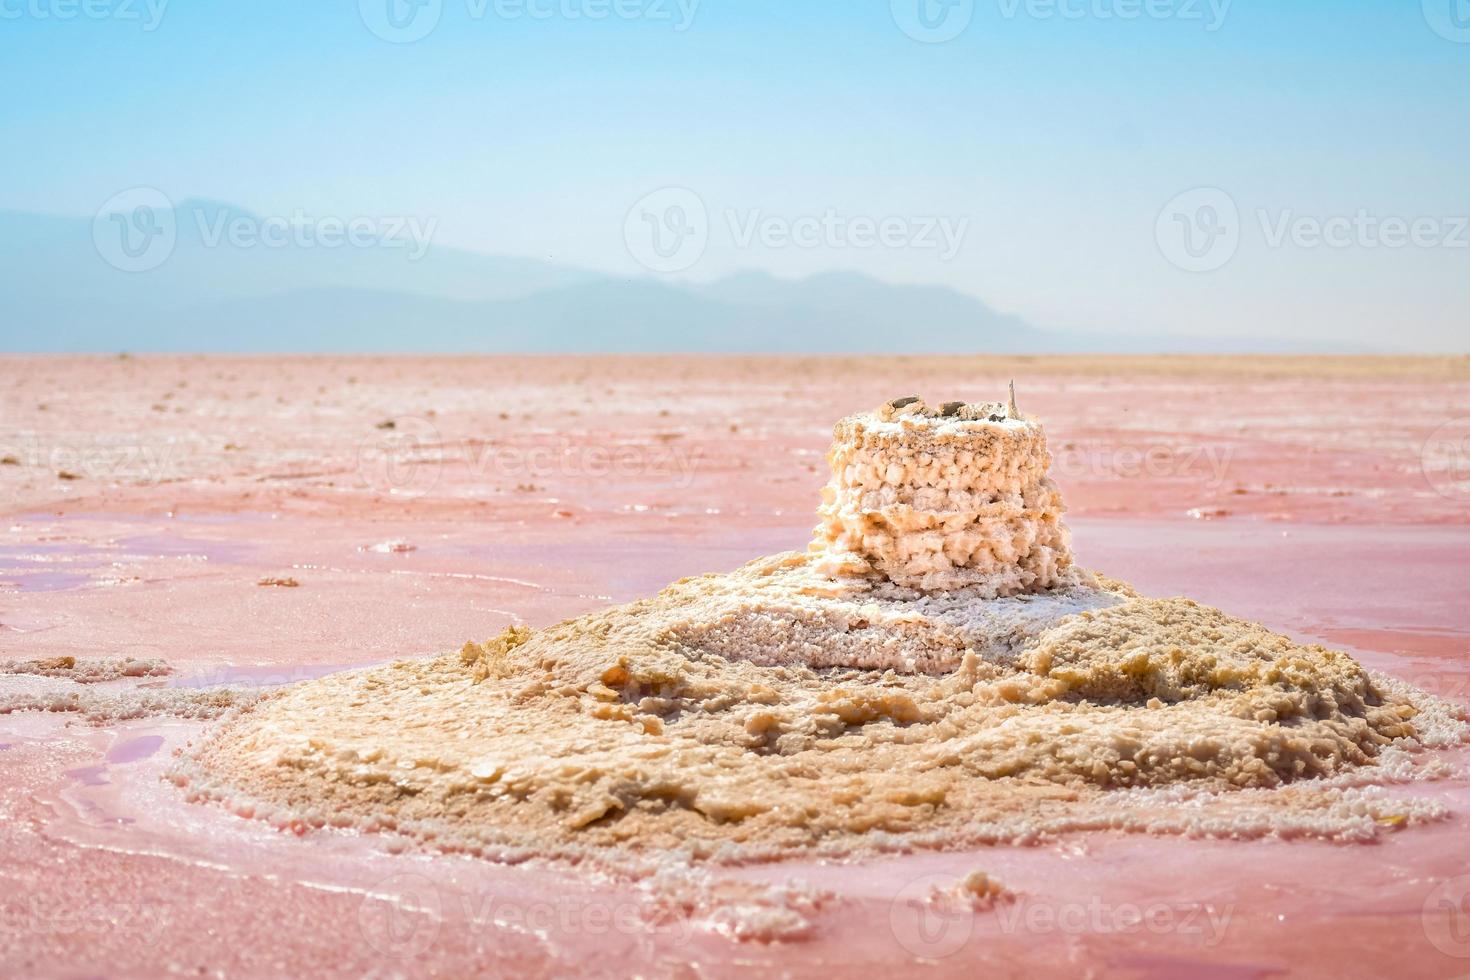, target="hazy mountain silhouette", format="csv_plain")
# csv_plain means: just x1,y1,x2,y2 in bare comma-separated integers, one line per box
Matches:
0,202,1353,353
0,200,1067,353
